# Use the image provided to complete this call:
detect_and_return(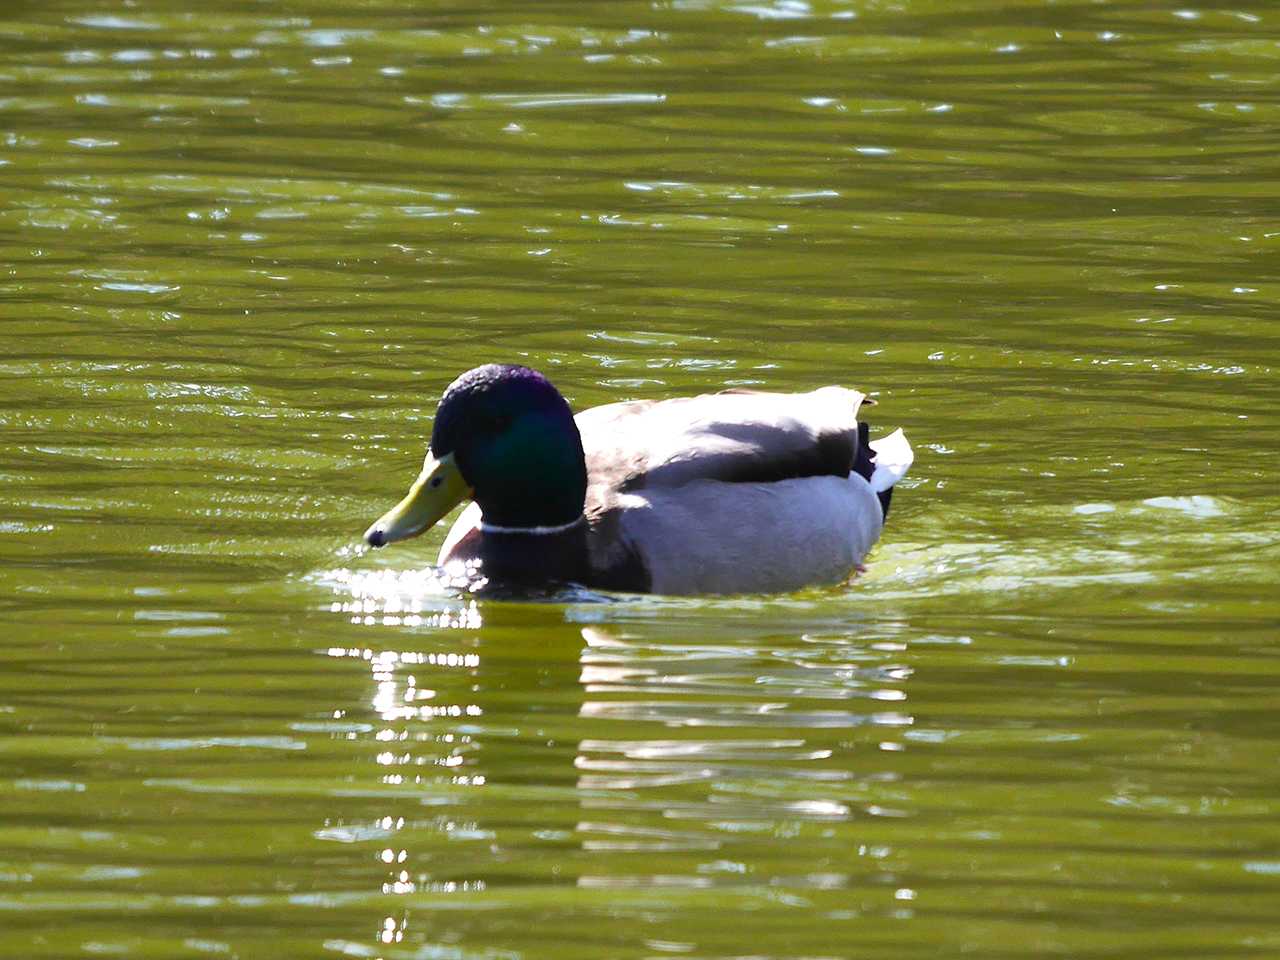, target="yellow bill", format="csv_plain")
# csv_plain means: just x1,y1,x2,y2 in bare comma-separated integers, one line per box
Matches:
364,452,472,547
